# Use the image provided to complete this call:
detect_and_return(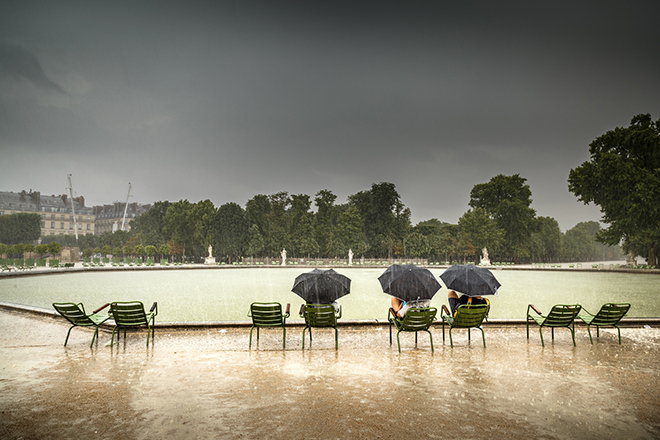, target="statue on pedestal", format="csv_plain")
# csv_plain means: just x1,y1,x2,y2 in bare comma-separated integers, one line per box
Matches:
281,248,287,266
348,249,353,265
480,247,491,266
204,244,216,265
